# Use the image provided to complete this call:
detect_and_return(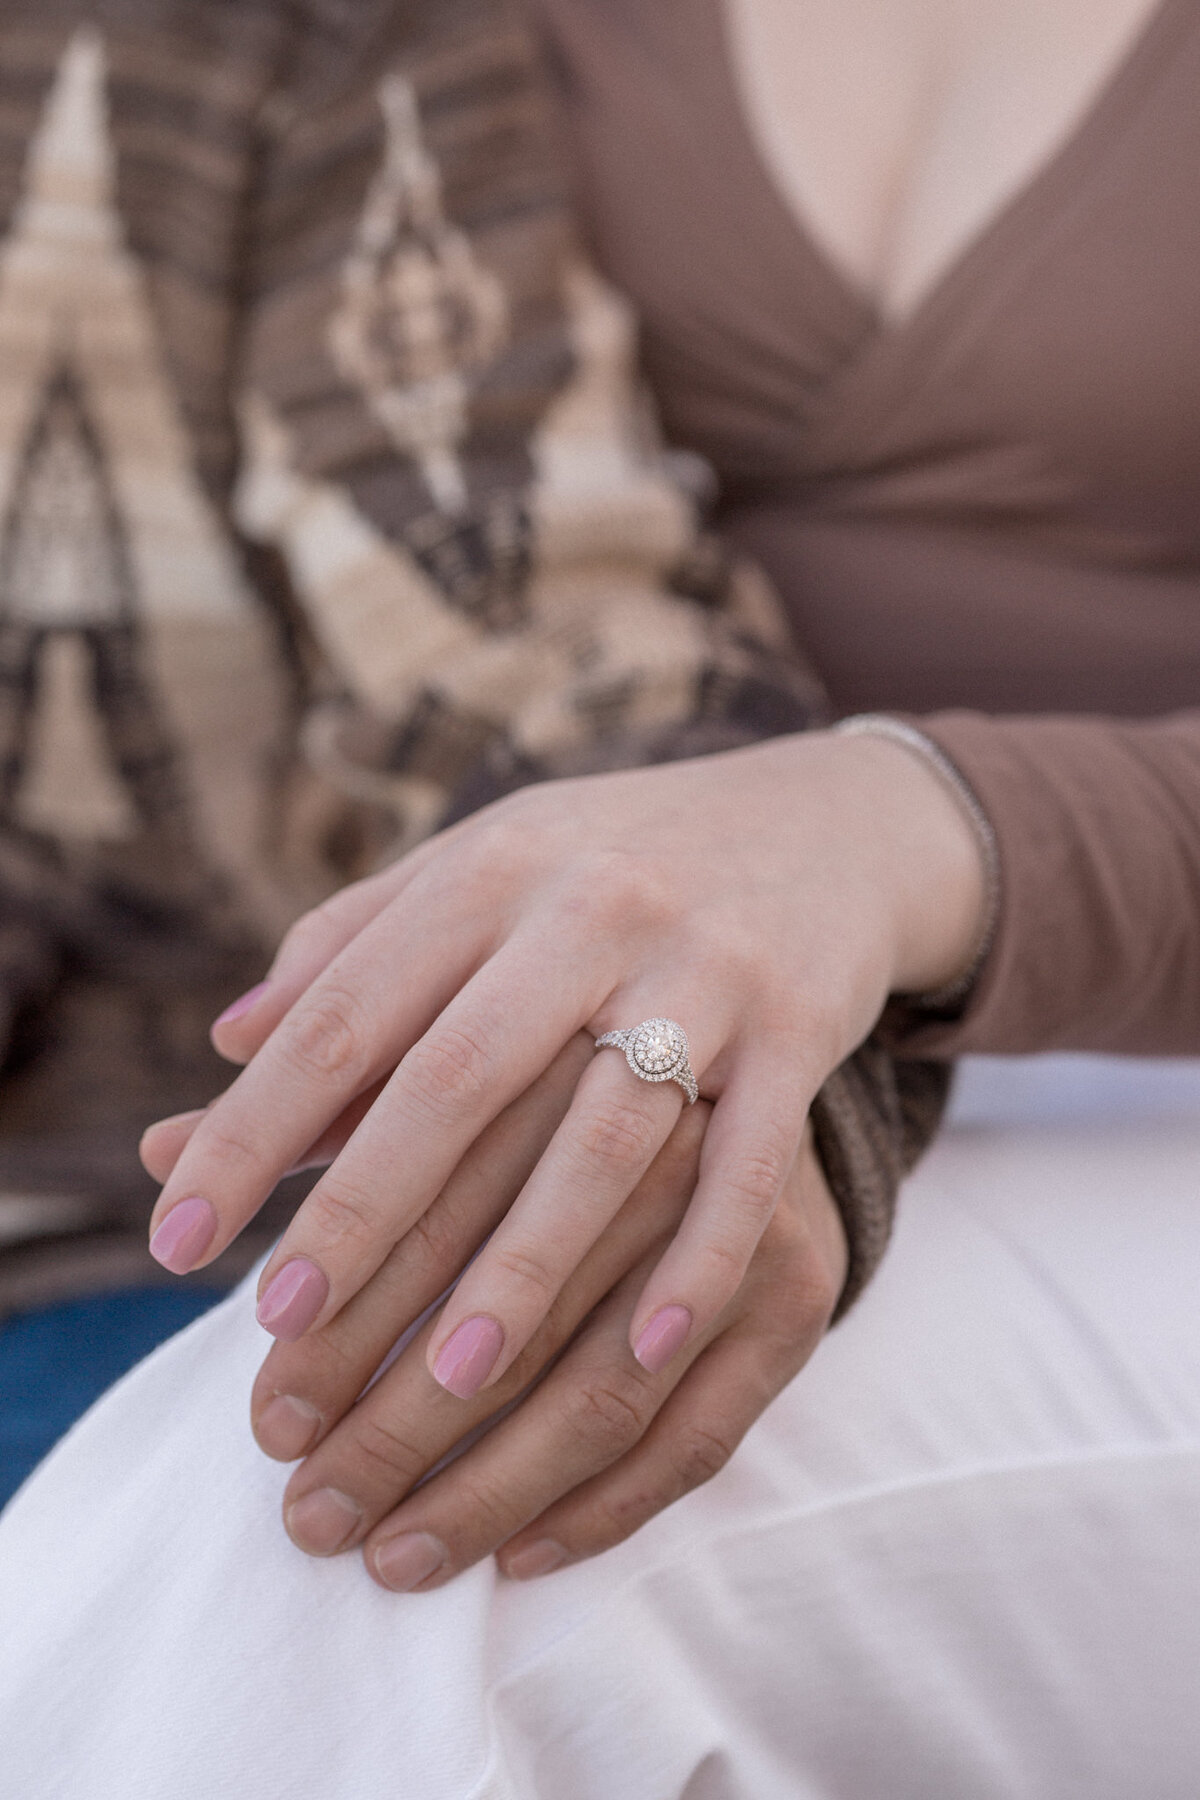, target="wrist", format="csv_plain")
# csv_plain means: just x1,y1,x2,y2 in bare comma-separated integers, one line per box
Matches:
827,724,993,997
